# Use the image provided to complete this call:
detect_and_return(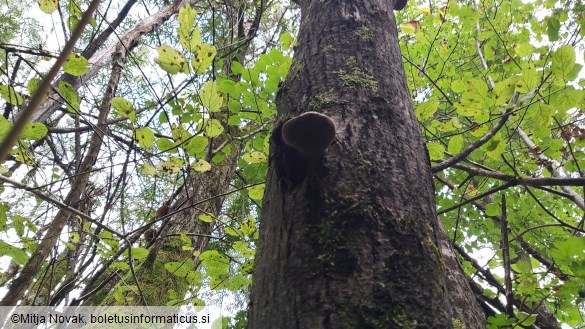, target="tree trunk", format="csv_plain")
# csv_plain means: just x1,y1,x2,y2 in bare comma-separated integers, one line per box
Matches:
248,1,456,328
